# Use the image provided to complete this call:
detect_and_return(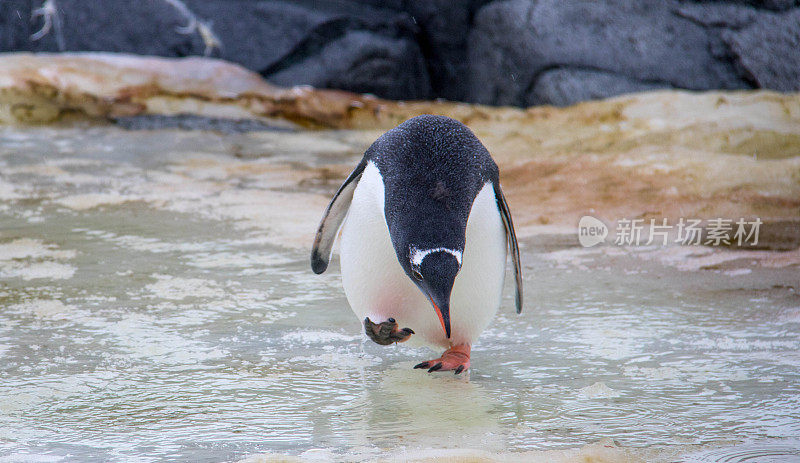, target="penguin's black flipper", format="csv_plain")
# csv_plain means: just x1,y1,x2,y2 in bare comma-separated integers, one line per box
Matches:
311,160,366,274
494,184,523,313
